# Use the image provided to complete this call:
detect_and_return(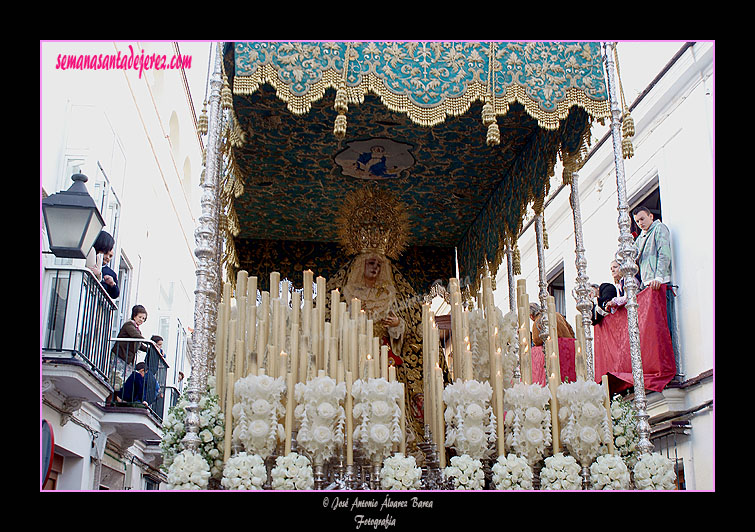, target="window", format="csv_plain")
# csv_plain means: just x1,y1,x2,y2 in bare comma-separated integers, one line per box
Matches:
547,264,566,316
